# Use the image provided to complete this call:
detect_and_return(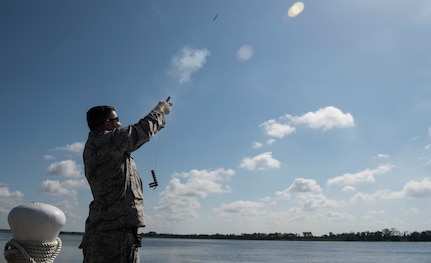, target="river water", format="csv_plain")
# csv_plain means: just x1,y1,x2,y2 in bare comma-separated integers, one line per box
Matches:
1,232,430,262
